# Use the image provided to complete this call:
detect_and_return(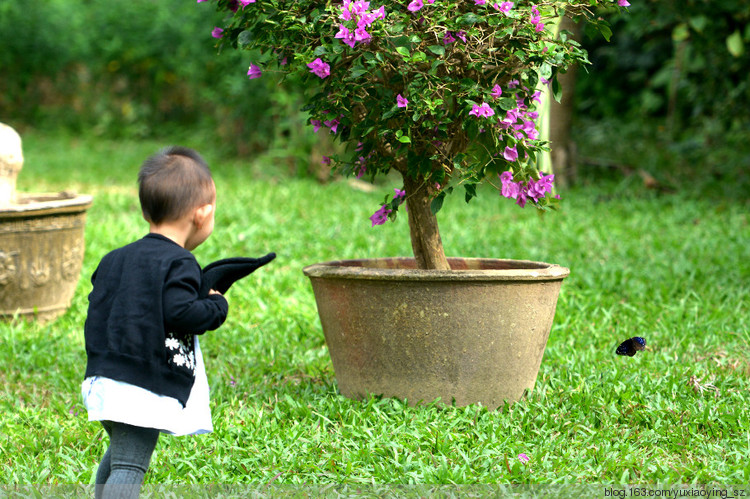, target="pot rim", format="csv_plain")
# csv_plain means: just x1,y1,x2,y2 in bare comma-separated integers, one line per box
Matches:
0,192,92,218
303,257,569,282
